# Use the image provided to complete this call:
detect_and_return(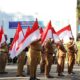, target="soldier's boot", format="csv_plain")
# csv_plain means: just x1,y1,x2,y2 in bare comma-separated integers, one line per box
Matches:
45,64,53,78
29,77,35,80
35,78,40,80
30,77,40,80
